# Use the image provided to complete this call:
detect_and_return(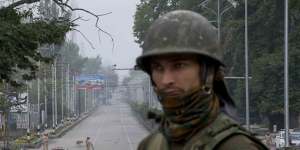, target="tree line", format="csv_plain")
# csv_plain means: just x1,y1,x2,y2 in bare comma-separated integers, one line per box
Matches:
0,0,118,129
133,0,300,129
